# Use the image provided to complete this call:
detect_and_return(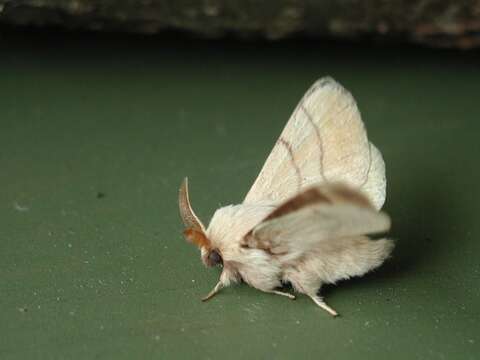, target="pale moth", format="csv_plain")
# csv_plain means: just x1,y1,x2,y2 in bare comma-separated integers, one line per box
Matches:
179,77,393,316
